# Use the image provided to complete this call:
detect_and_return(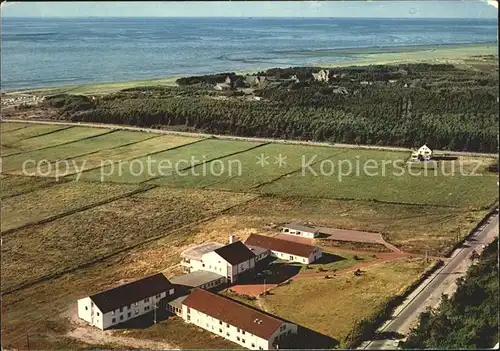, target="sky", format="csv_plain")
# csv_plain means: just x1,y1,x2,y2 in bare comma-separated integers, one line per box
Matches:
0,1,498,19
